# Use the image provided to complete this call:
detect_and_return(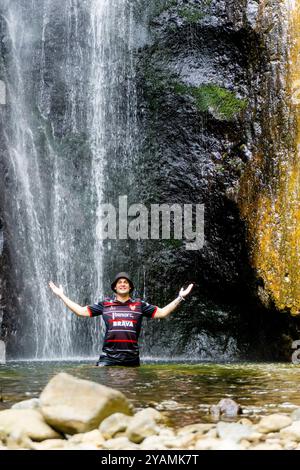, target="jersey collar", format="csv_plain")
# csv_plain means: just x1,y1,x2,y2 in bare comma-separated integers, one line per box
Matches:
112,294,133,303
